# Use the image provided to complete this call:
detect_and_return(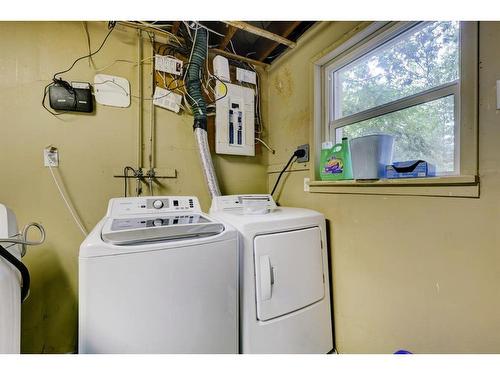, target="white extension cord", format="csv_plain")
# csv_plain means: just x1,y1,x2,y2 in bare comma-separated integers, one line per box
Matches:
48,164,88,237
